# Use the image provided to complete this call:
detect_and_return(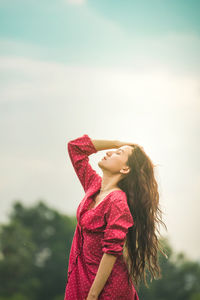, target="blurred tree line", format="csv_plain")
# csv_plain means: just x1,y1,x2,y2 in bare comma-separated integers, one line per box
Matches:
0,200,199,300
